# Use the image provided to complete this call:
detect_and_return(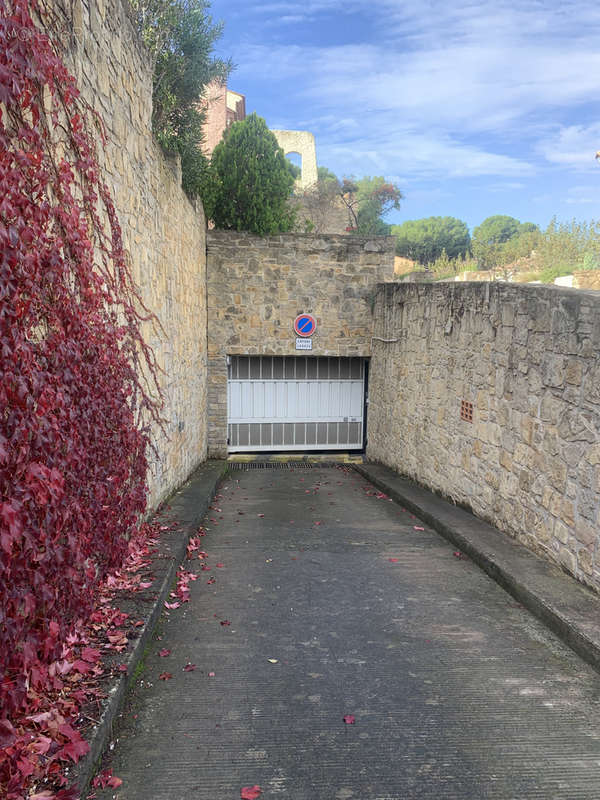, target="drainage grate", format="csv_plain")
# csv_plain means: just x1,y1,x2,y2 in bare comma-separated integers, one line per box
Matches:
229,462,315,470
